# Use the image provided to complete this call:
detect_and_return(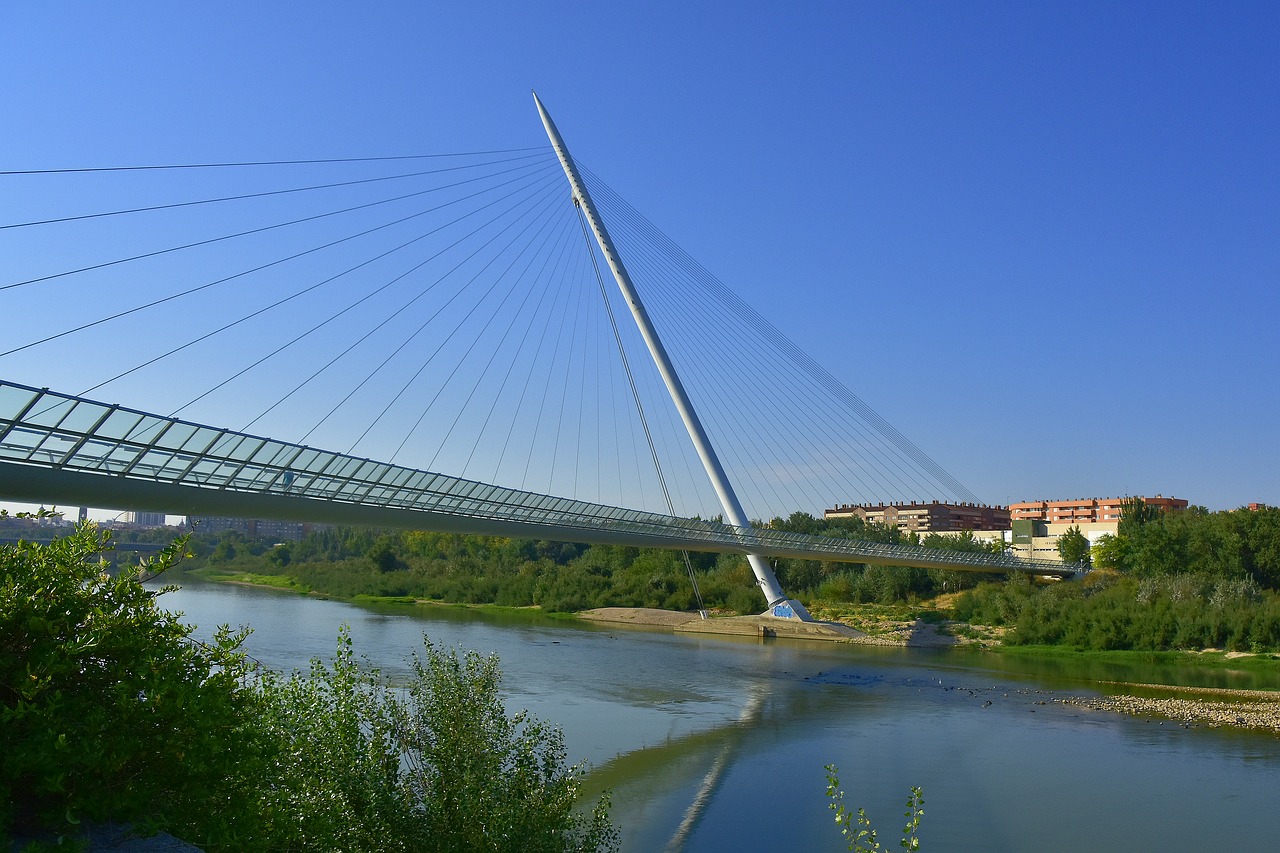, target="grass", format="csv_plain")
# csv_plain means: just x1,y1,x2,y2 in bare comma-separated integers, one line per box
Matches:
350,595,547,615
351,594,419,605
803,599,963,642
197,570,310,593
807,600,935,624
